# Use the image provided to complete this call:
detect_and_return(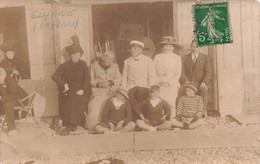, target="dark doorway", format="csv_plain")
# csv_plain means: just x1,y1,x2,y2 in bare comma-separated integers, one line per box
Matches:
0,6,31,79
92,2,173,72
